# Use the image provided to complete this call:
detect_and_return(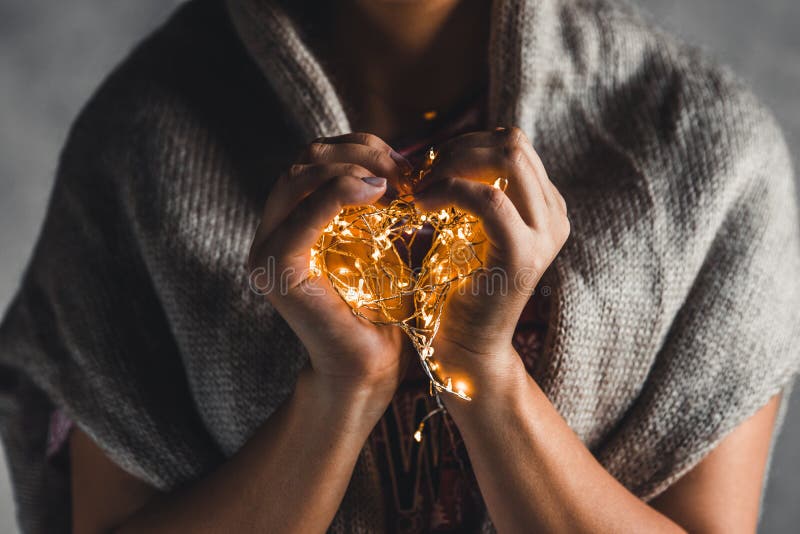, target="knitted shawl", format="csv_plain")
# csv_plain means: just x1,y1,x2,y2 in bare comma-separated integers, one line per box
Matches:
1,0,799,532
